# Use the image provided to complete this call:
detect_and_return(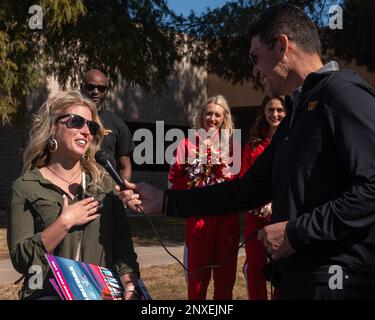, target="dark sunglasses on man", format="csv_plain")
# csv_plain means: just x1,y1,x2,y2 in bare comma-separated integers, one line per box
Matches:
249,36,279,66
56,113,100,136
82,82,108,94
